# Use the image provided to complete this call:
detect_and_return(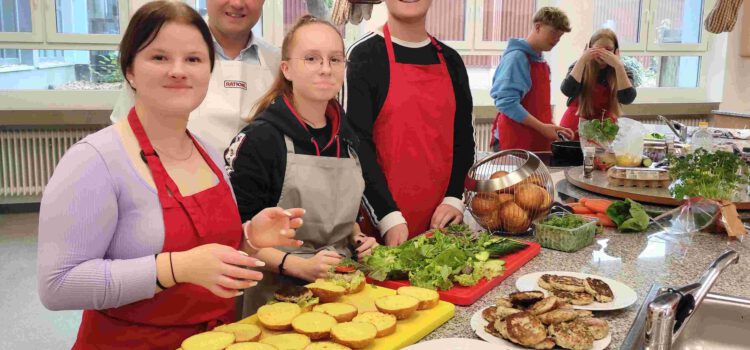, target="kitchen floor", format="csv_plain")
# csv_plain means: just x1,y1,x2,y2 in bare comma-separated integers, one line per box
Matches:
0,212,80,348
